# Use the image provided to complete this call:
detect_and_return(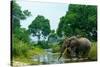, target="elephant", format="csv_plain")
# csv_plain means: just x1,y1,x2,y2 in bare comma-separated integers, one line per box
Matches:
58,36,91,60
